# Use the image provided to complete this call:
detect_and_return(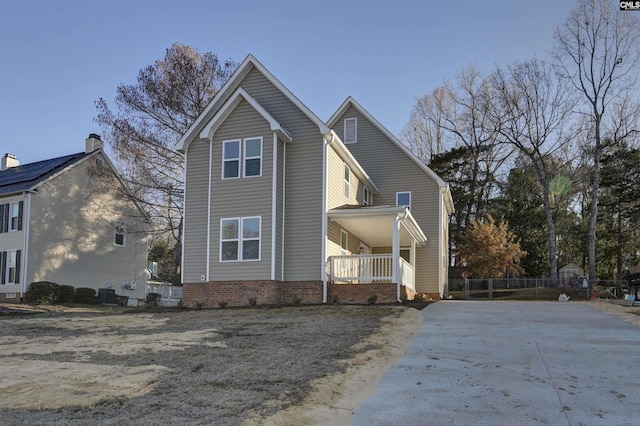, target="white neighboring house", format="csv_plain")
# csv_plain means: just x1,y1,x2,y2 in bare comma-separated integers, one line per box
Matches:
0,135,150,305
